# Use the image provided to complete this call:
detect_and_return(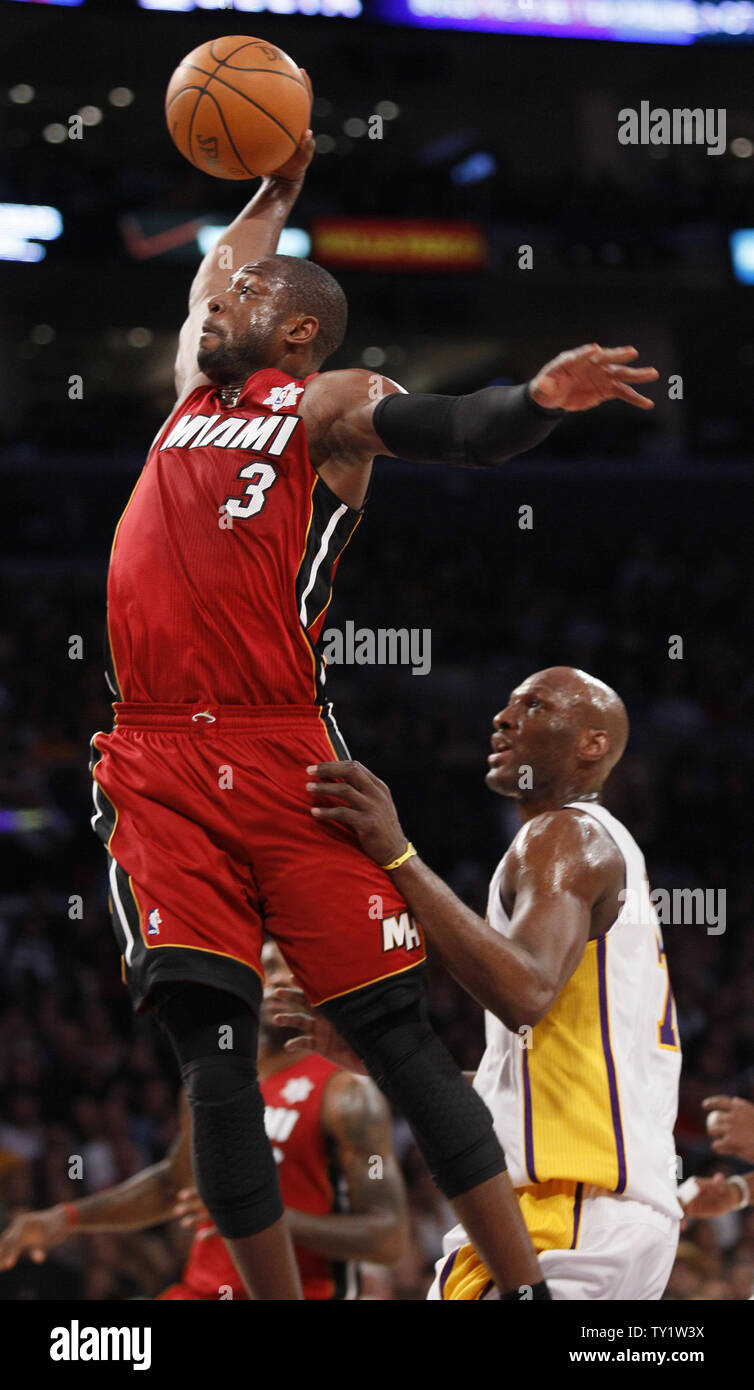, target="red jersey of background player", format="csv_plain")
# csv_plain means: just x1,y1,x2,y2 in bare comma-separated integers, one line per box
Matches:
105,369,362,708
160,1052,358,1301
